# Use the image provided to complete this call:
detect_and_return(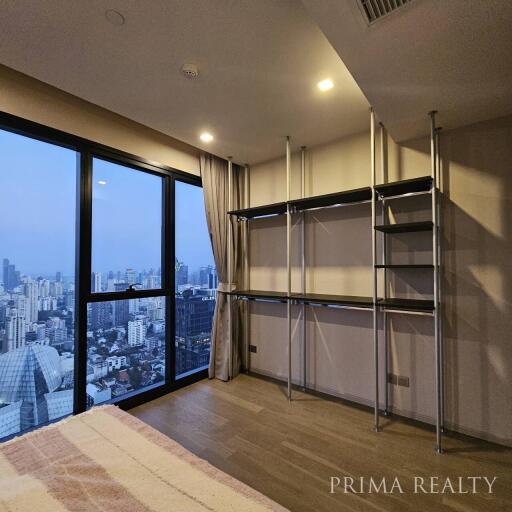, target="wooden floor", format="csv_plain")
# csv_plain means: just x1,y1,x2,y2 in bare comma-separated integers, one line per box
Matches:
131,374,512,512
